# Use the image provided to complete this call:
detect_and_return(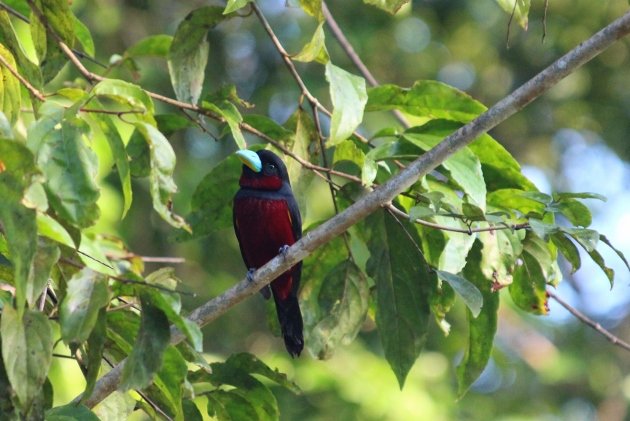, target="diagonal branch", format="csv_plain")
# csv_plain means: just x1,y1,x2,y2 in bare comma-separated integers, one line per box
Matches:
547,289,630,352
322,1,410,129
0,53,46,101
75,9,630,408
